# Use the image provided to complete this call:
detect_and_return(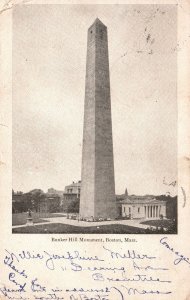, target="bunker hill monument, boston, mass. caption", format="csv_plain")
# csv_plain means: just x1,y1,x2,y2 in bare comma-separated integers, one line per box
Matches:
80,18,117,220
